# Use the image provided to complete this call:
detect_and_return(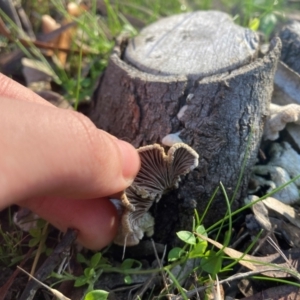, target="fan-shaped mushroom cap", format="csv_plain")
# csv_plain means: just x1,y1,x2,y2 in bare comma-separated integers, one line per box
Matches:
114,143,199,246
132,143,199,200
